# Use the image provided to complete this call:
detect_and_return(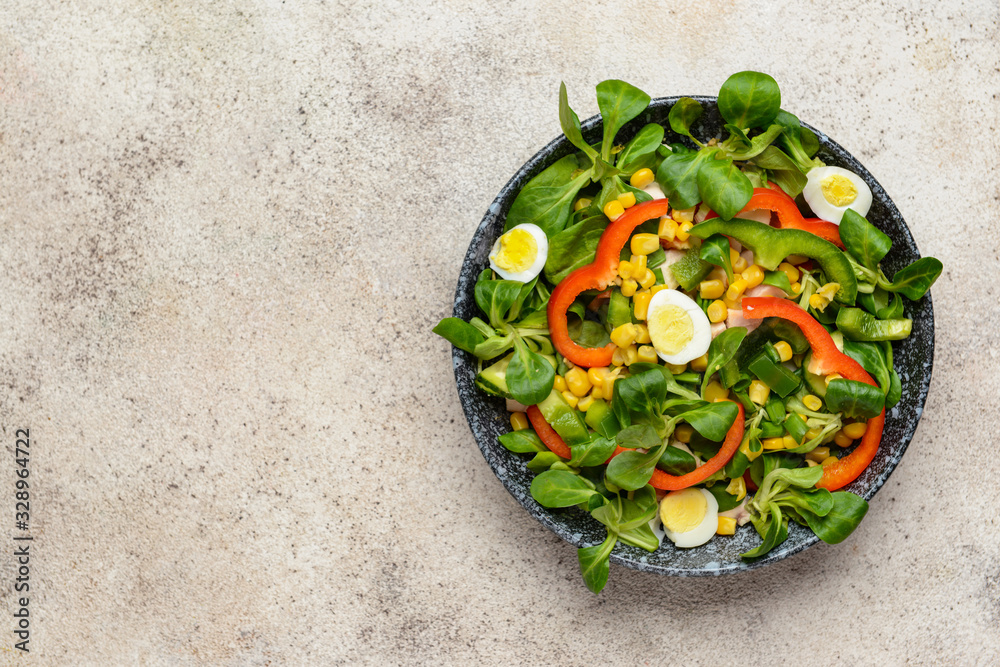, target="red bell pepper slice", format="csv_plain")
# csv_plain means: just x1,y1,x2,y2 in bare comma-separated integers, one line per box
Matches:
703,187,843,248
525,405,571,459
548,199,672,368
741,297,885,491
